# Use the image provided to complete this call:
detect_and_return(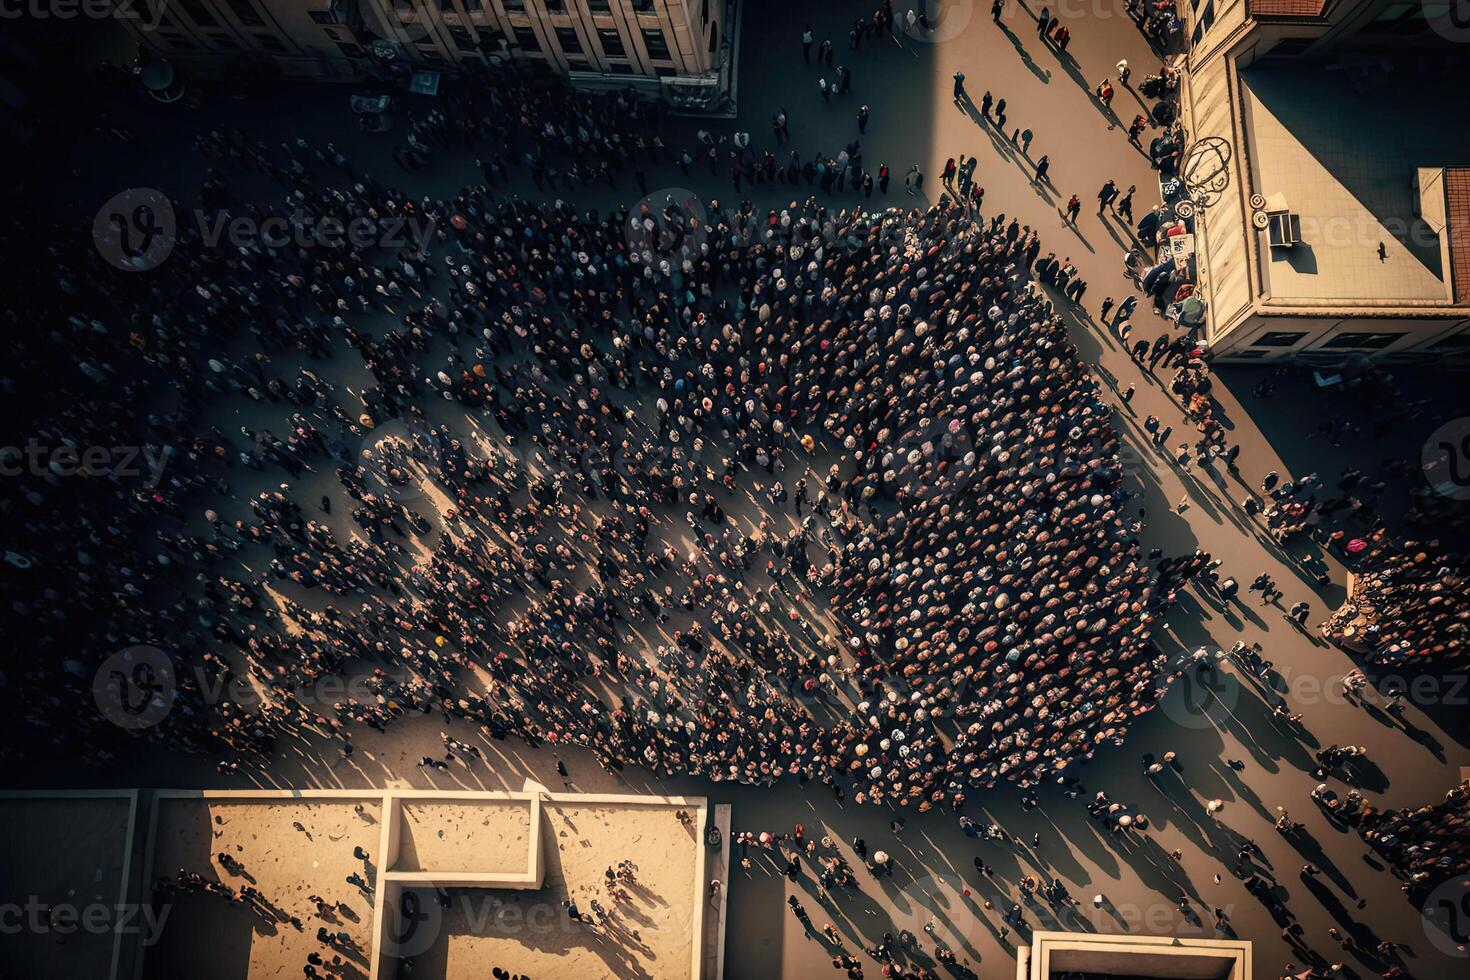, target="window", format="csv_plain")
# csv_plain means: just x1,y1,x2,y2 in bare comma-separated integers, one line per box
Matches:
450,25,477,49
464,0,481,9
589,0,610,10
224,0,264,26
631,0,653,10
700,0,708,21
556,26,582,53
709,20,717,53
1230,350,1270,359
1252,331,1306,348
309,9,337,24
598,27,624,56
258,34,287,52
504,0,525,9
608,62,635,73
642,27,670,59
654,64,676,76
513,25,539,50
1323,331,1405,350
336,40,366,57
212,34,242,49
545,0,565,10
